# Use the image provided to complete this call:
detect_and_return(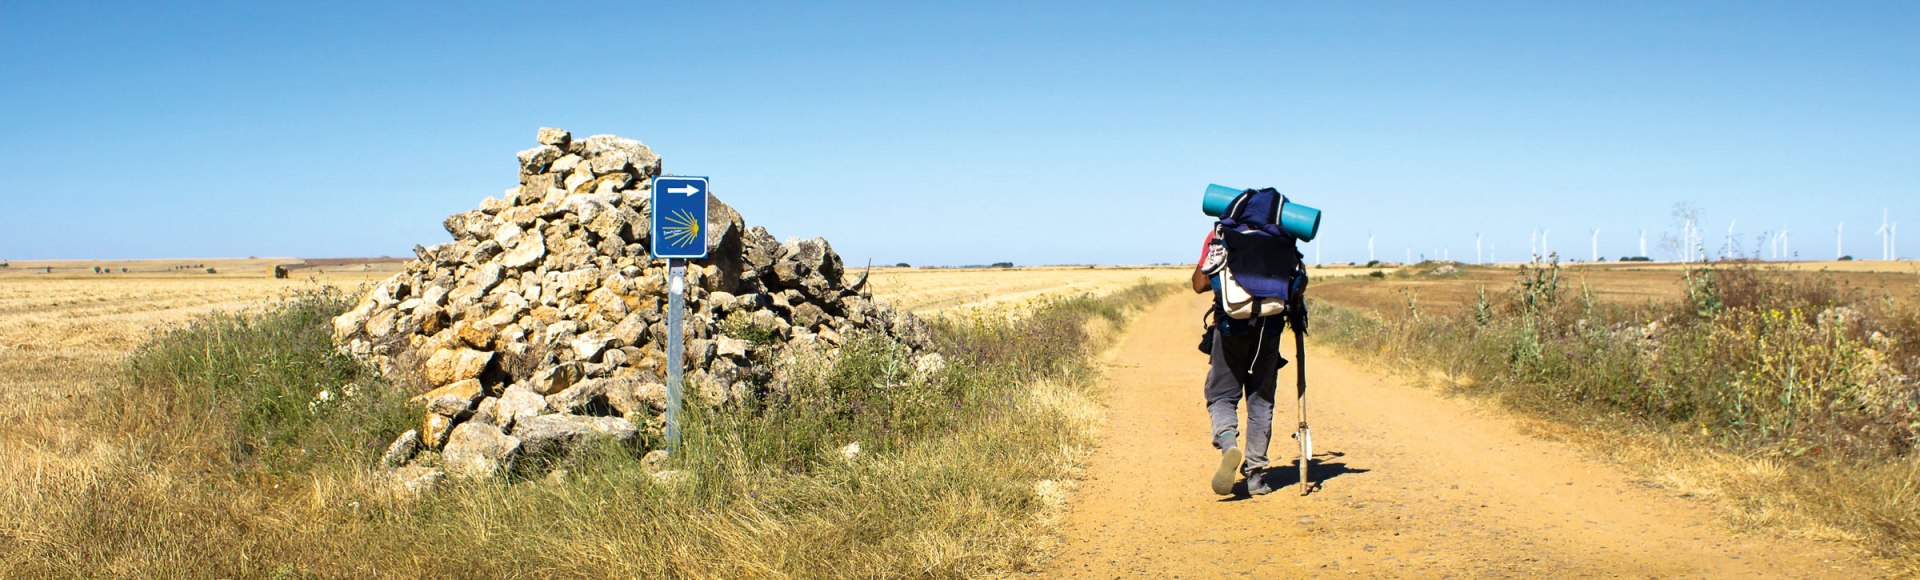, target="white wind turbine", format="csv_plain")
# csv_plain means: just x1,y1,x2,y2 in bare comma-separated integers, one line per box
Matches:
1639,229,1647,259
1684,216,1700,262
1880,210,1891,260
1367,232,1375,262
1542,229,1550,259
1475,233,1483,264
1590,229,1600,262
1781,226,1789,261
1724,220,1736,260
